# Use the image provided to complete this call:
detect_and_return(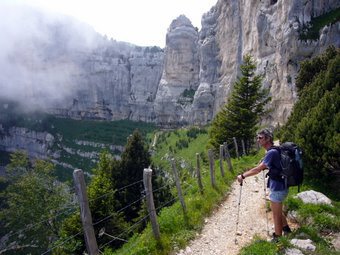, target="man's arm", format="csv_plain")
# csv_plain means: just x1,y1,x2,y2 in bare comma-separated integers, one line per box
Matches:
237,161,267,183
